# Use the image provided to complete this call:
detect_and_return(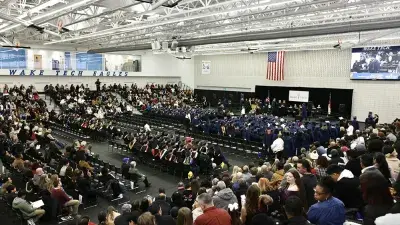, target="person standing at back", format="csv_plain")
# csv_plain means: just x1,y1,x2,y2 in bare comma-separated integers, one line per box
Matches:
297,159,317,207
283,196,312,225
307,177,346,225
114,204,140,225
194,193,231,225
326,164,363,209
95,79,101,92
